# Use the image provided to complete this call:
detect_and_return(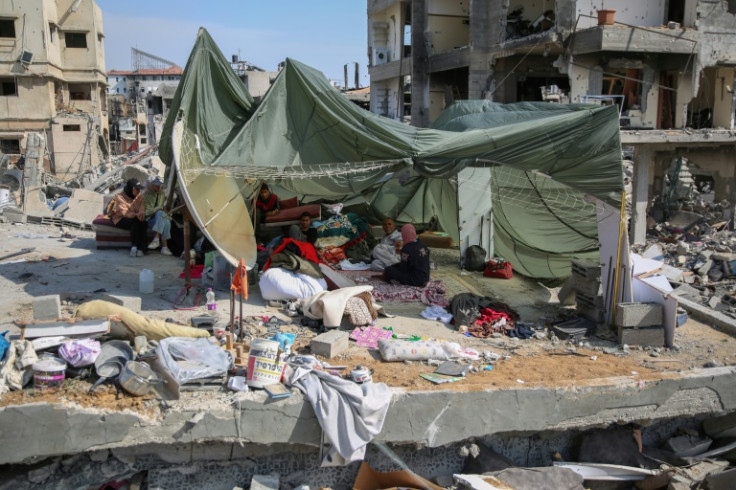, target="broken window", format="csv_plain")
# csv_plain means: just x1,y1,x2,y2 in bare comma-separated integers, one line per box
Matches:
69,83,91,100
64,32,87,48
0,18,15,38
63,124,81,132
0,138,20,154
138,124,146,134
0,77,17,96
